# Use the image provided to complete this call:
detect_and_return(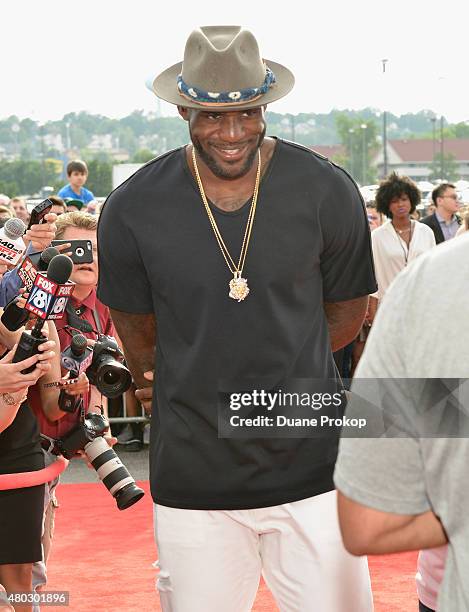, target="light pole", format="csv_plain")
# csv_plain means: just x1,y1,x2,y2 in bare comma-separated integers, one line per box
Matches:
360,123,367,184
348,128,355,178
440,115,445,179
430,116,437,160
381,59,388,178
11,123,20,159
38,123,45,189
290,114,296,142
65,122,71,150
